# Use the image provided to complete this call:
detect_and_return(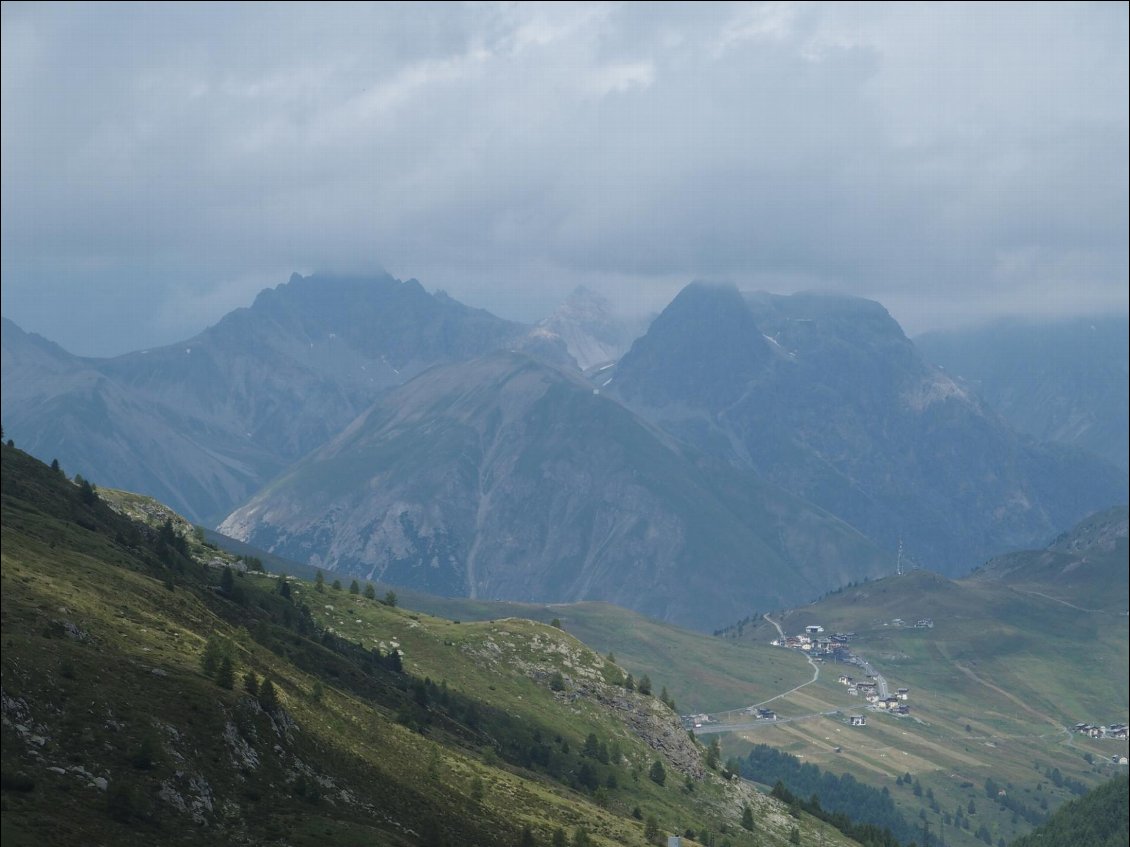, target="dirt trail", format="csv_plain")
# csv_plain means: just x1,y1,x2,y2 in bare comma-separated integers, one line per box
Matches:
952,662,1065,733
